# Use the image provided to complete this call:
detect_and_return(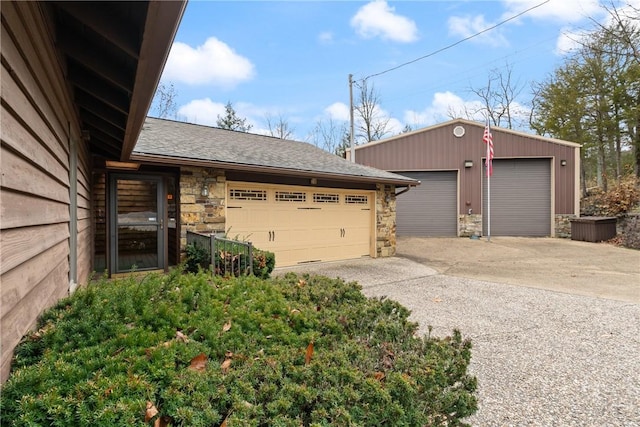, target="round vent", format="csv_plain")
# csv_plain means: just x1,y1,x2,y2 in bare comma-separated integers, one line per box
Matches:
453,125,465,138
